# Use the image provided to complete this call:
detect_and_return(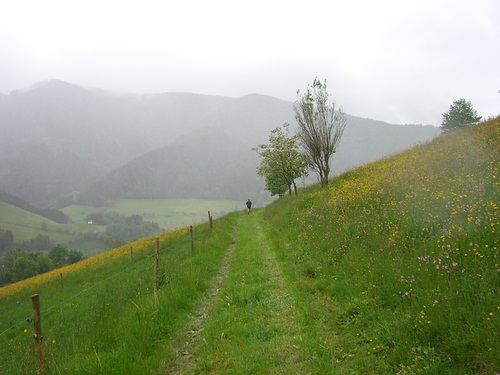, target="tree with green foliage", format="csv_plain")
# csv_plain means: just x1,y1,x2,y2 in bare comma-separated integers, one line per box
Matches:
441,98,481,132
0,248,67,285
35,253,55,273
13,256,39,282
253,123,308,196
49,244,69,268
0,248,25,285
67,249,84,264
264,172,289,197
294,78,346,186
